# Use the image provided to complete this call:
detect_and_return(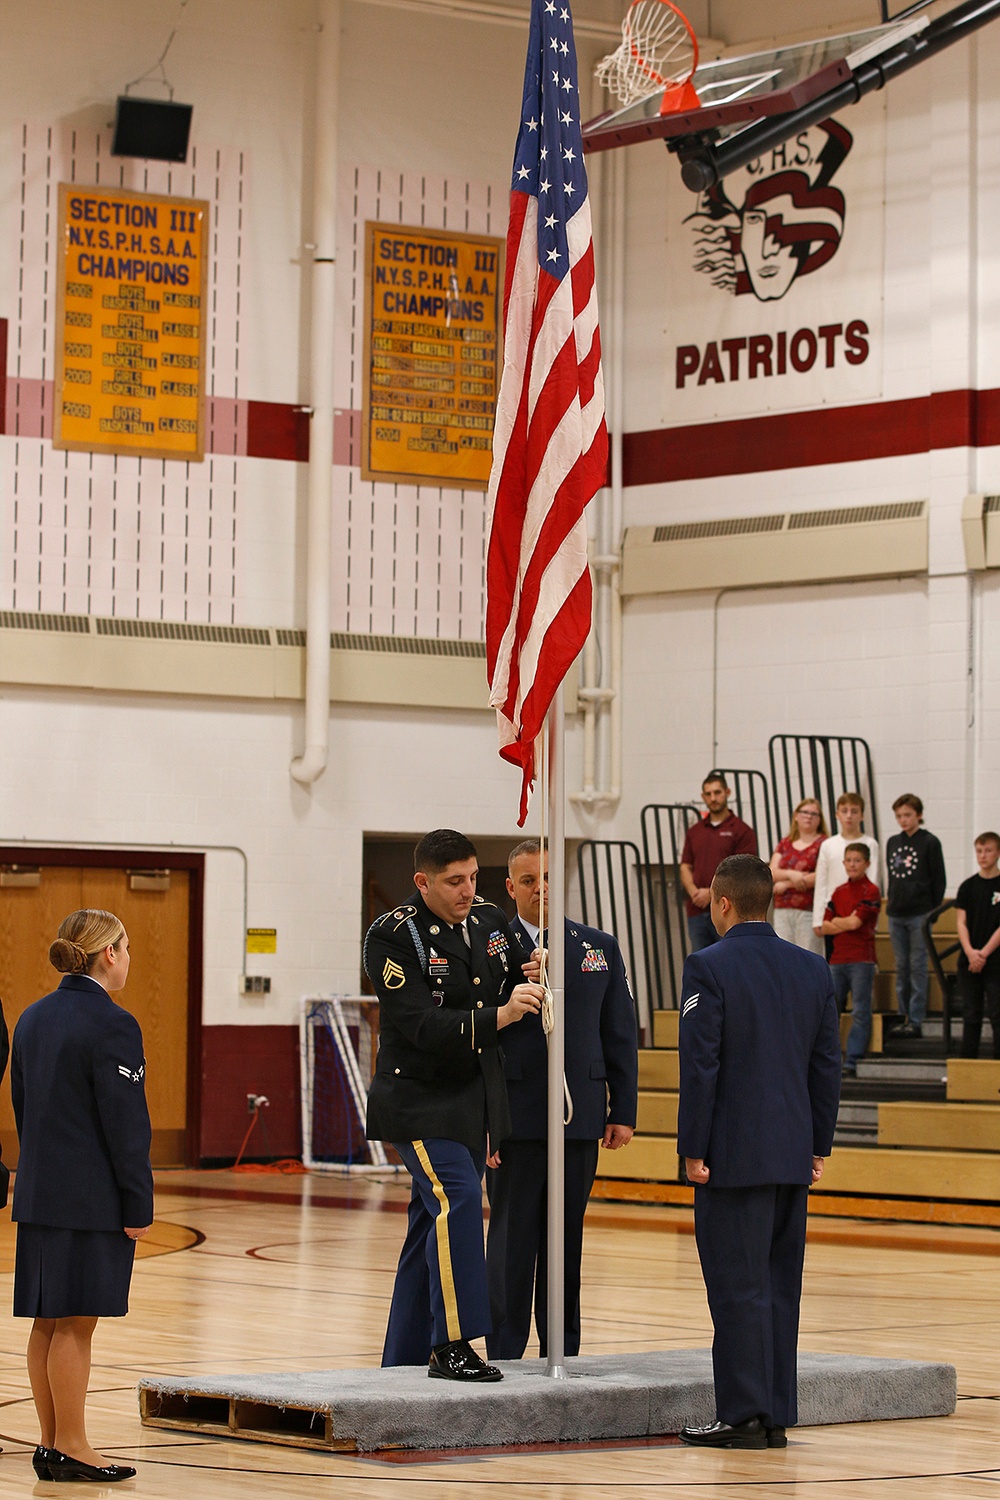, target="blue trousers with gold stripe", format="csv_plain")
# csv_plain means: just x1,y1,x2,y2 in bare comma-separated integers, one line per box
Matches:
382,1139,491,1367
